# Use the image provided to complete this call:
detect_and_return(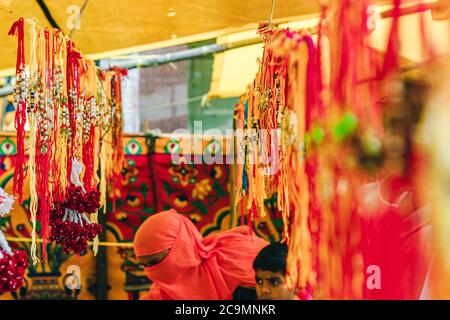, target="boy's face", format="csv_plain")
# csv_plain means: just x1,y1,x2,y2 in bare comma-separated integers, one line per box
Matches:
255,269,296,300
